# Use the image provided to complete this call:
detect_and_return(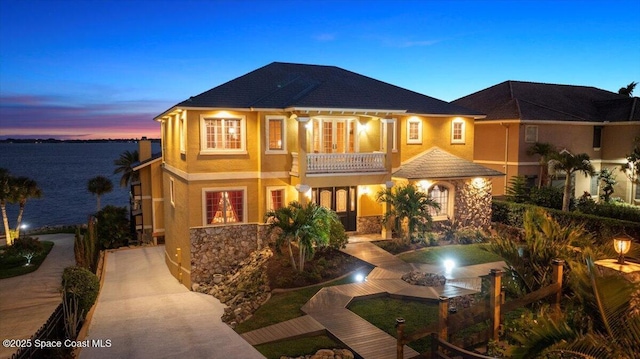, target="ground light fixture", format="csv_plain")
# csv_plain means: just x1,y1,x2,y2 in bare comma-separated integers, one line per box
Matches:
613,234,632,265
444,259,455,274
355,273,365,282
